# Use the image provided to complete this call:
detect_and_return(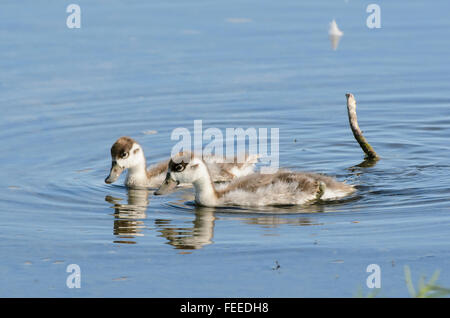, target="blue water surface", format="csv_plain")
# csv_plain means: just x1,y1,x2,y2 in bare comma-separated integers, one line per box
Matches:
0,0,449,297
